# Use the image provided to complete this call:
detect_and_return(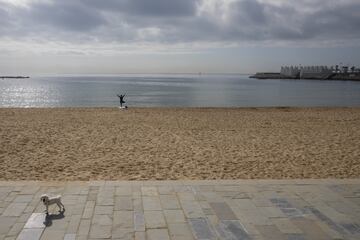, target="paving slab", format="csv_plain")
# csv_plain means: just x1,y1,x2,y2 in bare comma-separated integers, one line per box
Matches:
0,180,358,240
16,228,43,240
24,213,46,229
